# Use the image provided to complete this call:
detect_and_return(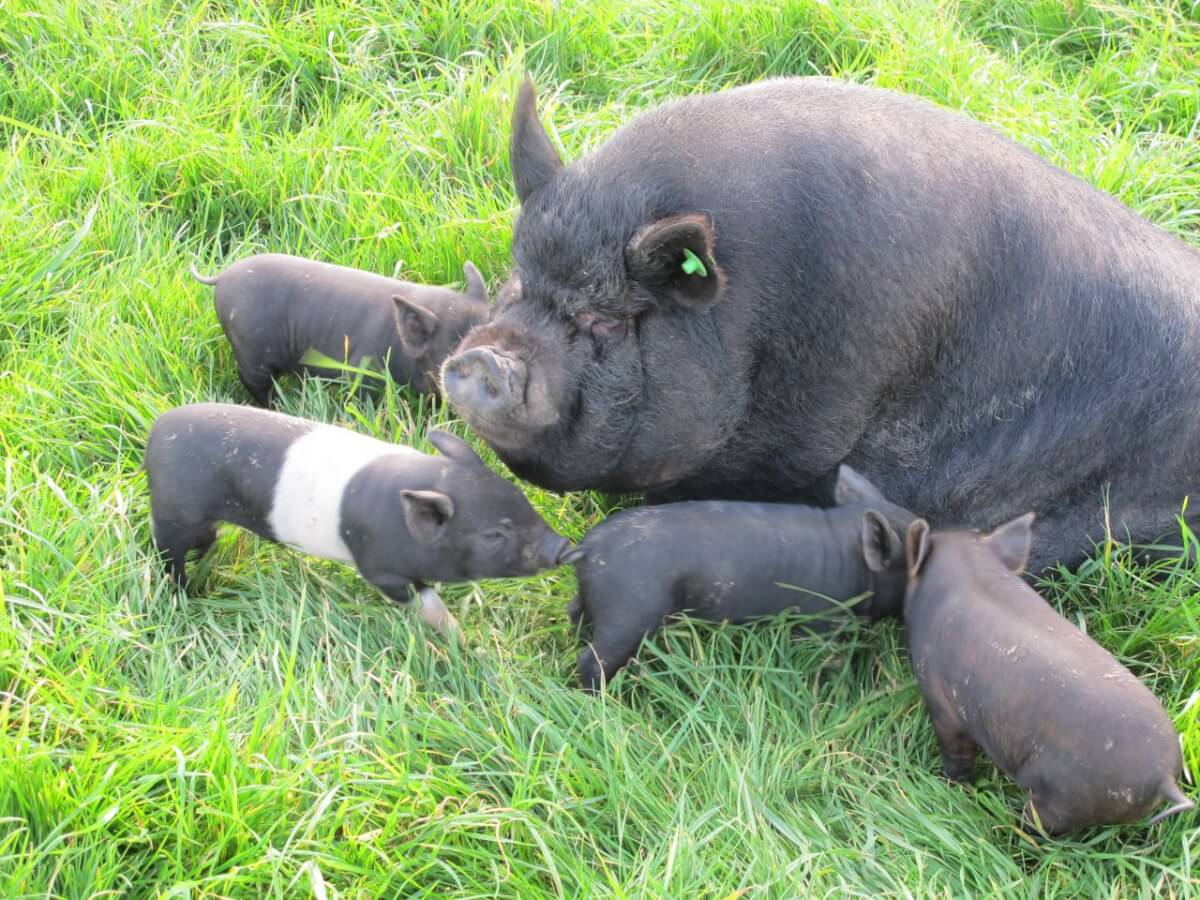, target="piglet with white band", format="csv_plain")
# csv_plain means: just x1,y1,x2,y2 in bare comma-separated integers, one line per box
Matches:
144,403,571,634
